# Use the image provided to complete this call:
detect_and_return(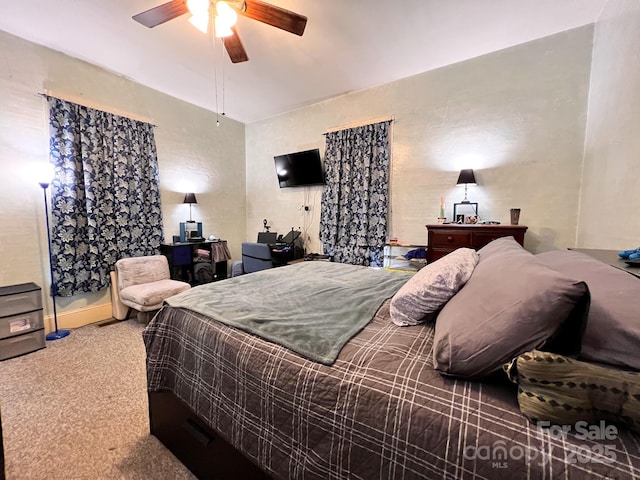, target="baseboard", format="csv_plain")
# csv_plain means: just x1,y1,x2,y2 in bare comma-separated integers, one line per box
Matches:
43,302,113,333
